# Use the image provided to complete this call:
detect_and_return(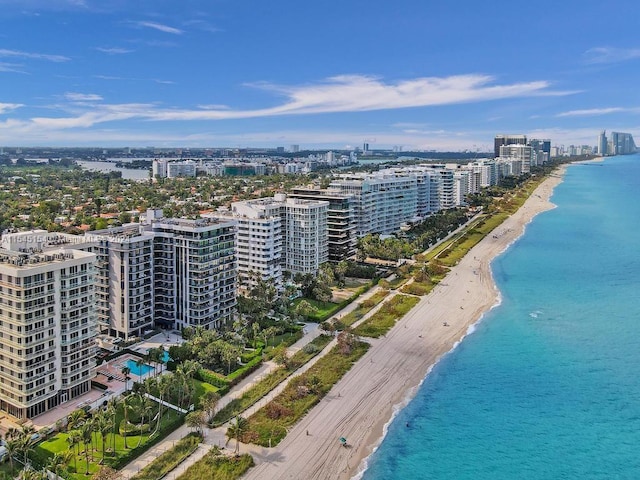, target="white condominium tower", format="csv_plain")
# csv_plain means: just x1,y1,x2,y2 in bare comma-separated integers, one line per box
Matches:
281,195,329,274
148,216,236,332
0,231,97,419
216,194,328,283
329,172,418,236
215,198,283,290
